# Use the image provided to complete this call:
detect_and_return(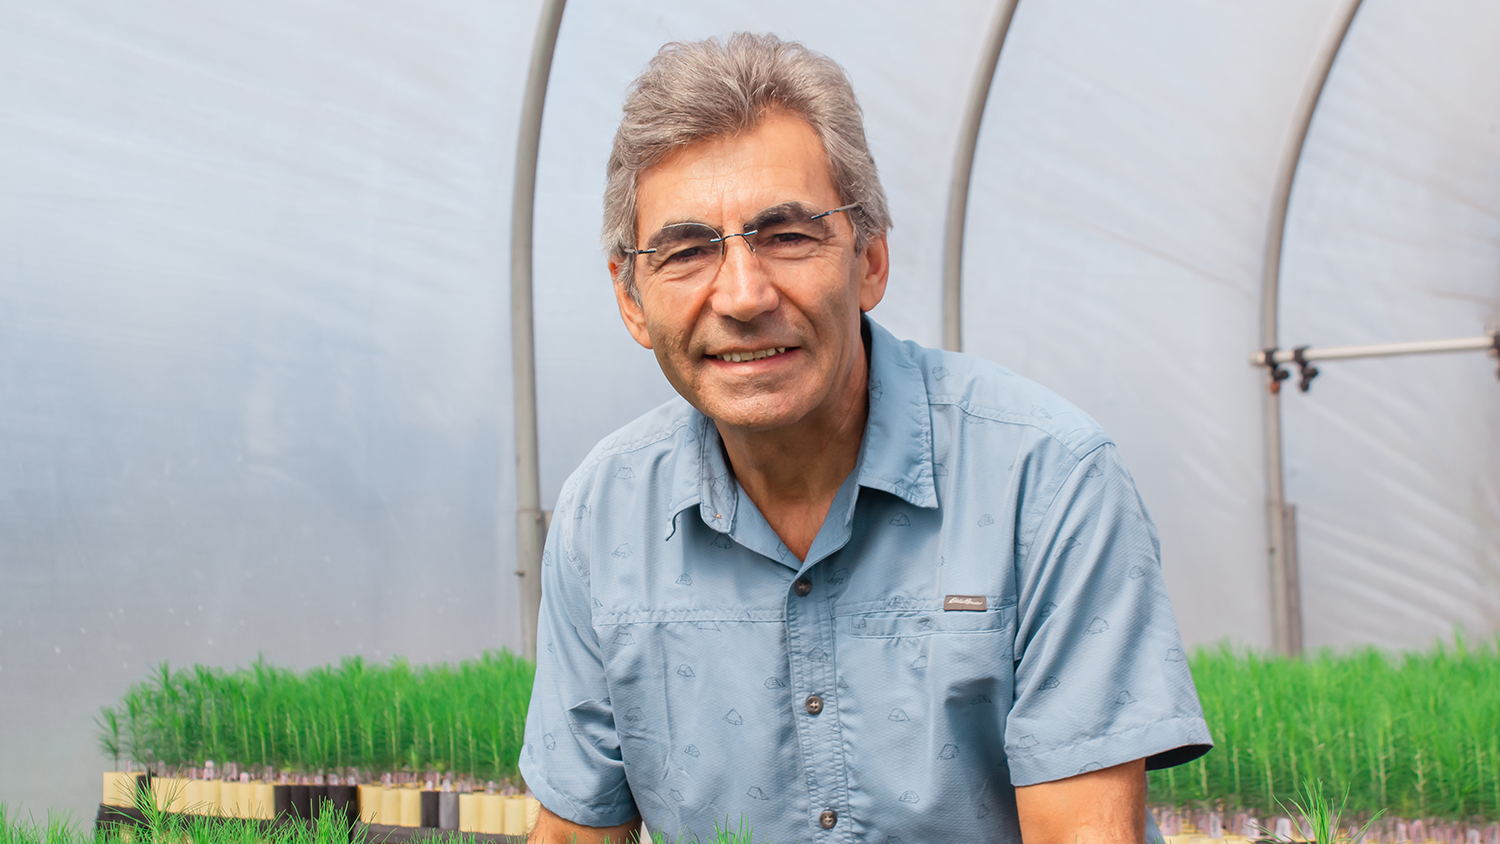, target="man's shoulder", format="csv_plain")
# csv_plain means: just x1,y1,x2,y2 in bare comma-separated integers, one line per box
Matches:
561,395,700,498
883,331,1112,461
